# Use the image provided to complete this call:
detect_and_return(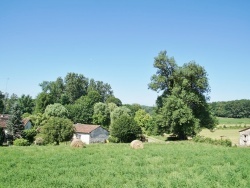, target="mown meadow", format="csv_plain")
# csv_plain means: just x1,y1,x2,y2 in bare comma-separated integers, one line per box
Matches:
1,142,250,188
